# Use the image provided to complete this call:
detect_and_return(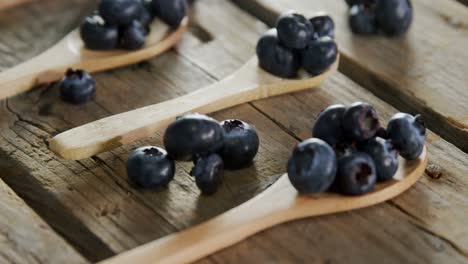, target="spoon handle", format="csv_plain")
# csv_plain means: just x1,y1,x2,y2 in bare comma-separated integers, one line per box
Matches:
0,0,34,10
